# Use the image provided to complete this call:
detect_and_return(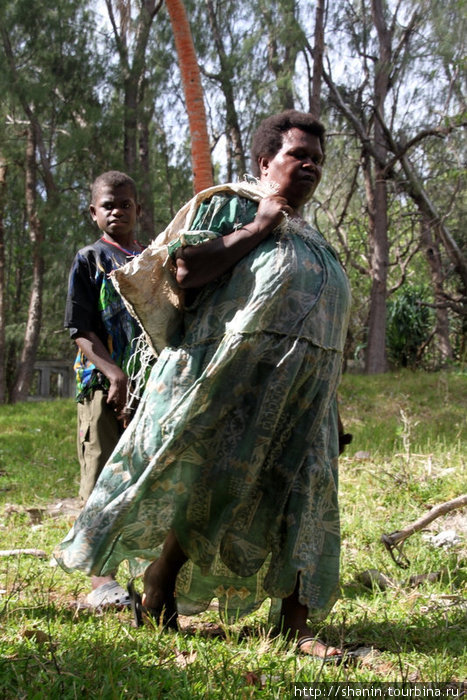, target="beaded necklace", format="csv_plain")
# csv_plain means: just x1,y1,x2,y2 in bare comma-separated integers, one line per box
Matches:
101,236,143,256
